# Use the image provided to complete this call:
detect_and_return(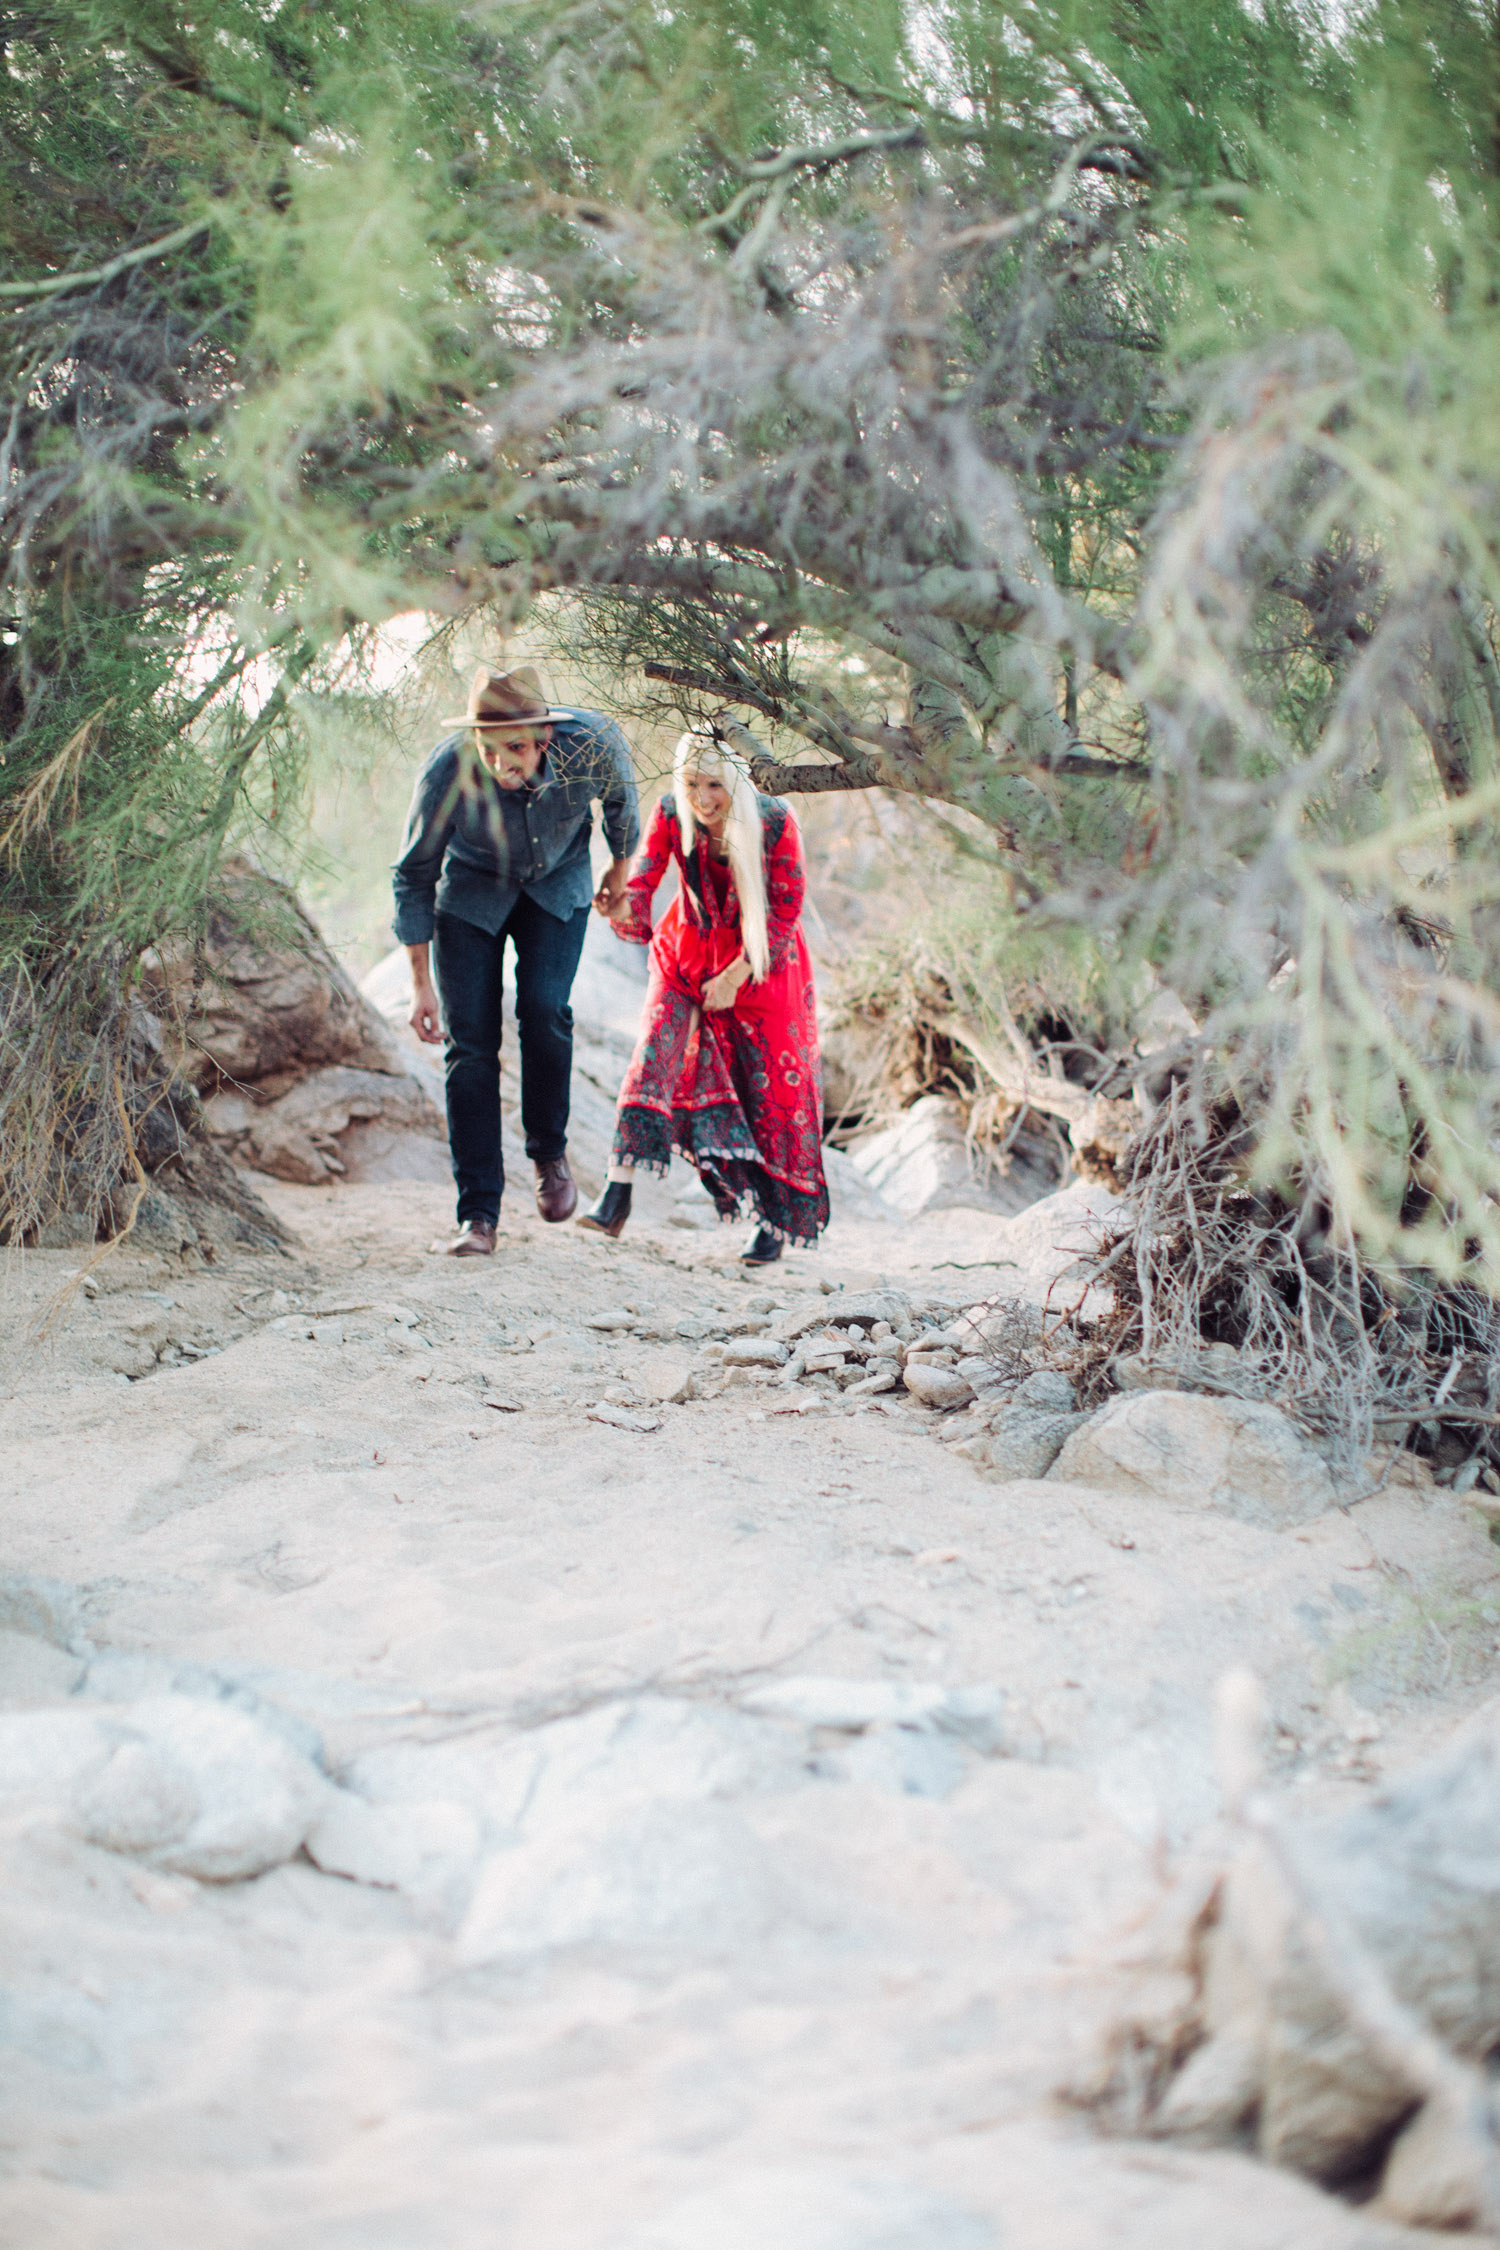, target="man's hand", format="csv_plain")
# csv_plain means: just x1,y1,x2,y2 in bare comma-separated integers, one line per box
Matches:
410,979,444,1044
703,957,751,1012
593,857,632,920
406,943,444,1044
